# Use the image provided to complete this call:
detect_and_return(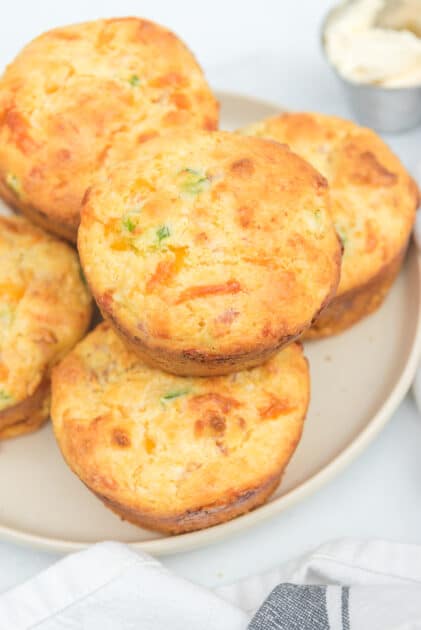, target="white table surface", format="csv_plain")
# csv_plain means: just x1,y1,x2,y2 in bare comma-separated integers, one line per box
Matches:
1,0,421,594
